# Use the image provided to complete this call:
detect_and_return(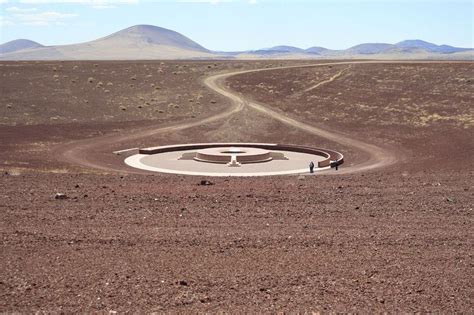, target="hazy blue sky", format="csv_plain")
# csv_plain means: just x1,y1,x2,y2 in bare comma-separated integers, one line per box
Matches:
1,0,473,50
